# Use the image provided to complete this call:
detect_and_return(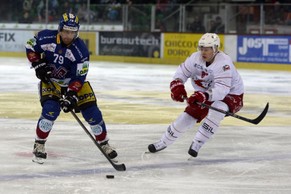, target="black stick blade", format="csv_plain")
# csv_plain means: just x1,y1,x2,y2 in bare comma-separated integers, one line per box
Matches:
249,102,269,125
114,163,126,171
198,102,269,125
